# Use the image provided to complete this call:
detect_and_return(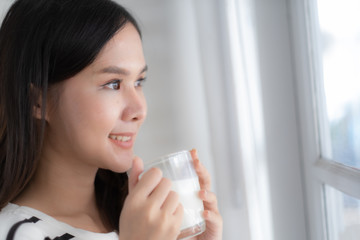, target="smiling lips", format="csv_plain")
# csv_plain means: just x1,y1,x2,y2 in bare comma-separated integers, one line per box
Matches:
108,134,131,142
108,133,134,149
